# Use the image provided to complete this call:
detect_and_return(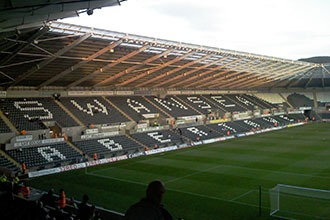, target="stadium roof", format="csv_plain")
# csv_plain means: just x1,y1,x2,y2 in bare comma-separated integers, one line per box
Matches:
1,21,330,92
0,0,125,34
